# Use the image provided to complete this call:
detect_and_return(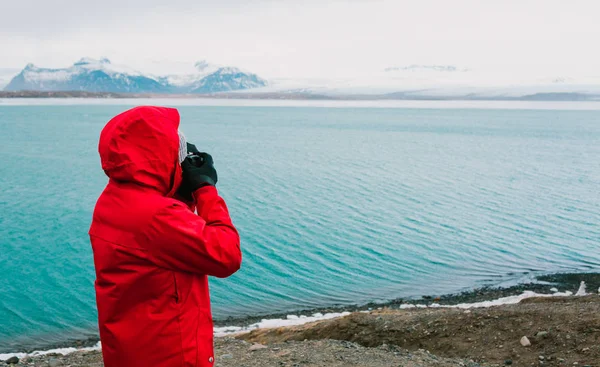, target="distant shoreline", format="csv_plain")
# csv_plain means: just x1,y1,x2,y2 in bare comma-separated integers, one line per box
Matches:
1,90,600,102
